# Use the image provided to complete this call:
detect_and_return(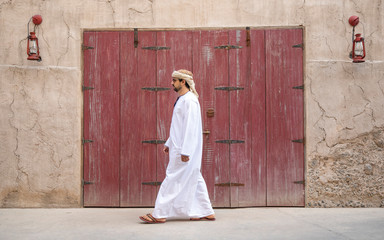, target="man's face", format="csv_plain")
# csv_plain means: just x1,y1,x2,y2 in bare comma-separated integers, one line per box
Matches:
172,78,182,92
